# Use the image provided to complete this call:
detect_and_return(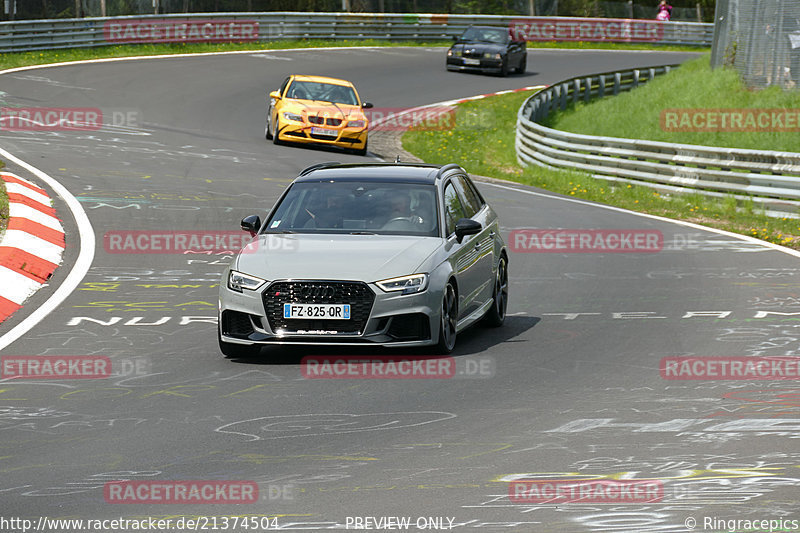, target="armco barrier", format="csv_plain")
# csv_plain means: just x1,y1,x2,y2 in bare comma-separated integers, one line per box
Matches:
515,67,800,217
0,13,713,53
